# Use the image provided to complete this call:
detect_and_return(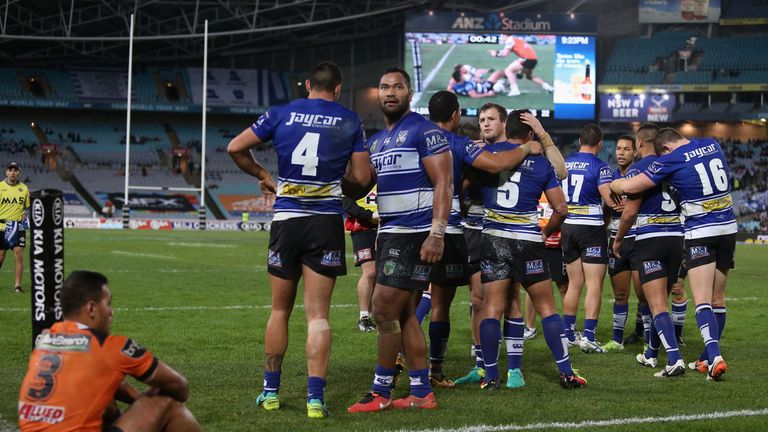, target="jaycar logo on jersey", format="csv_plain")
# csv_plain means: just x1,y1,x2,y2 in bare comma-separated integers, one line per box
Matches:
642,260,663,274
285,112,342,128
18,403,65,424
683,143,717,162
565,161,589,171
525,259,545,275
320,250,342,267
585,246,602,257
